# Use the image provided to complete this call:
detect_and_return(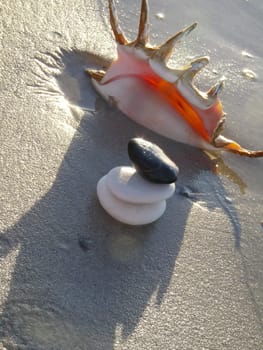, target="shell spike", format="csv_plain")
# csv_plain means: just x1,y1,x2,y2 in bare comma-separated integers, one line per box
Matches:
189,56,209,76
86,69,105,82
180,56,210,83
108,0,128,45
135,0,150,46
154,22,197,62
207,78,225,97
214,136,263,158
